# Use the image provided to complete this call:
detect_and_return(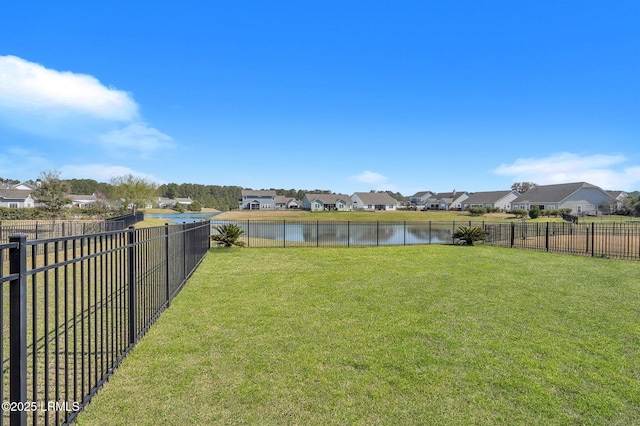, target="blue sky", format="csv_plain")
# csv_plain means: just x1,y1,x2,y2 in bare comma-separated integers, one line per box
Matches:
1,1,639,195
